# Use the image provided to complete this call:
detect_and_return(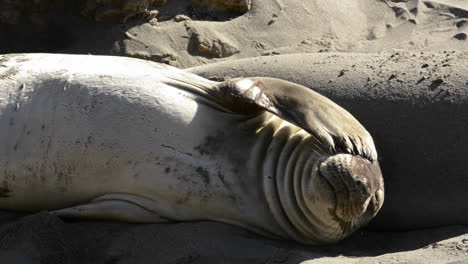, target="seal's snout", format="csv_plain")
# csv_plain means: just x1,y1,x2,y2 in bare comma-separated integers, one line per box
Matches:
319,154,384,222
